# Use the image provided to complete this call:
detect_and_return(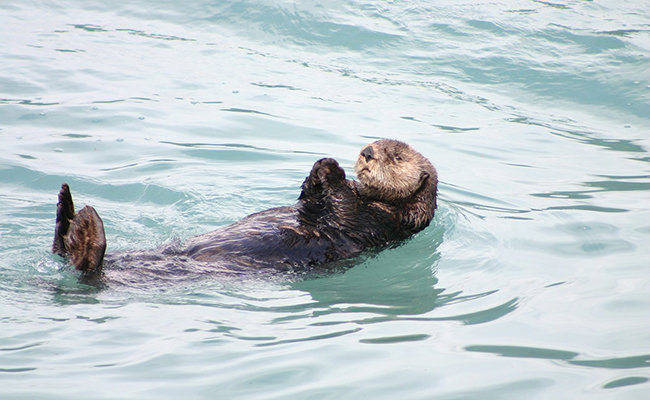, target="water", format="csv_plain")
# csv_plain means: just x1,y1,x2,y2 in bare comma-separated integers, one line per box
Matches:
1,0,649,398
